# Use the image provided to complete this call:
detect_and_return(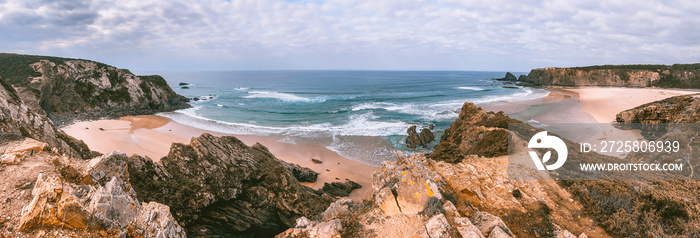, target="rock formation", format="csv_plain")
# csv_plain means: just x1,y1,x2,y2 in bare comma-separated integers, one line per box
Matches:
0,147,186,237
496,72,518,81
406,125,436,149
616,93,700,123
0,76,95,160
124,134,335,237
523,64,700,88
278,150,597,237
0,53,190,125
430,103,519,162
